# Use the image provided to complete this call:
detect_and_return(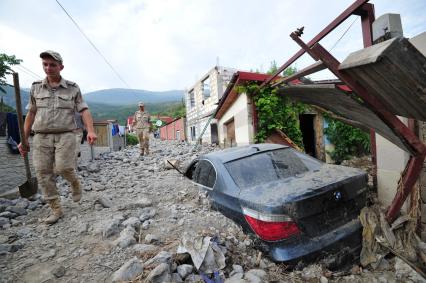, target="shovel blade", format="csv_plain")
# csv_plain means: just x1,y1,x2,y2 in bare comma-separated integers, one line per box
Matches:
18,177,38,199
